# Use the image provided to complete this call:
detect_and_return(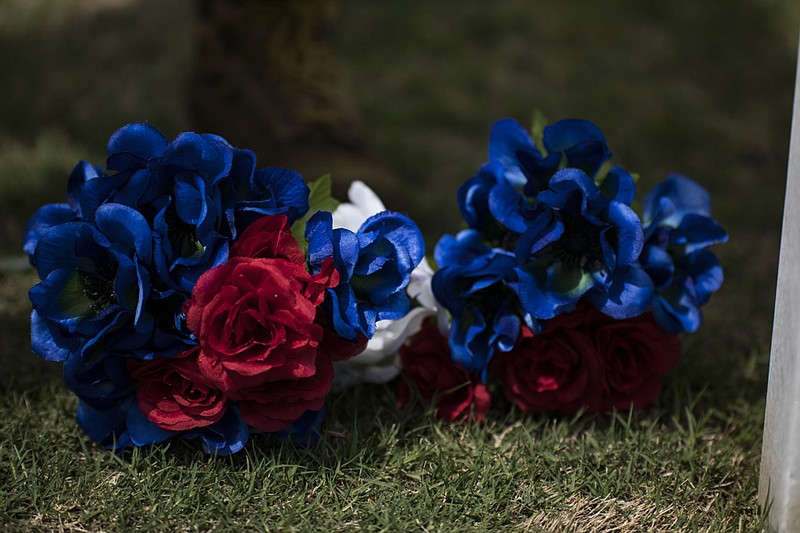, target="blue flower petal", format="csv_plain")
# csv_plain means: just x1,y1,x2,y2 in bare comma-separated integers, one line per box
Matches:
685,249,724,305
675,214,728,253
488,178,533,234
76,399,133,449
23,203,76,258
173,175,207,226
515,266,560,319
643,173,712,228
651,278,702,333
32,222,95,278
31,309,79,362
358,211,425,271
126,401,175,447
587,264,655,319
273,407,325,447
488,118,539,186
196,407,249,455
67,161,103,215
543,118,607,154
160,132,233,185
450,308,490,373
600,165,636,205
539,168,600,213
324,286,360,340
605,201,643,266
458,163,501,231
306,211,360,278
94,203,153,264
641,244,674,289
107,123,167,171
543,119,611,177
515,210,563,262
434,230,490,269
